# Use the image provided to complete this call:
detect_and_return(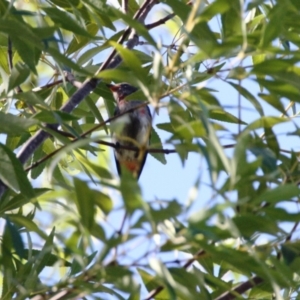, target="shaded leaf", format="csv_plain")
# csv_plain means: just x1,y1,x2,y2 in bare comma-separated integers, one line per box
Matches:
0,144,35,198
149,127,167,164
0,112,37,135
5,217,25,259
74,178,95,230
